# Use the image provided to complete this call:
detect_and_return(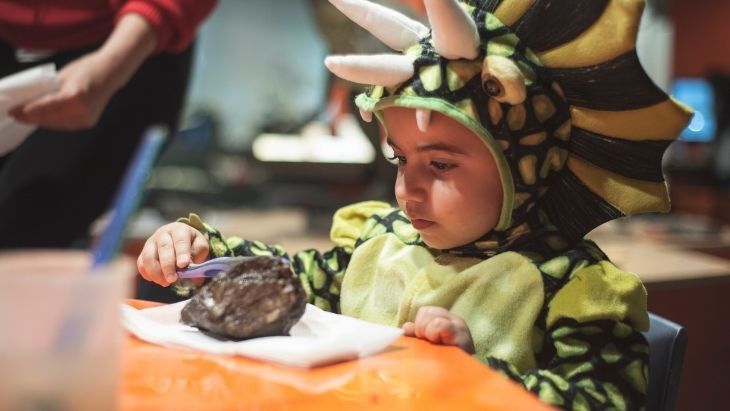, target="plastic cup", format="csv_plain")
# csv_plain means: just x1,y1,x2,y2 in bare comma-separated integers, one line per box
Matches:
0,250,134,411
